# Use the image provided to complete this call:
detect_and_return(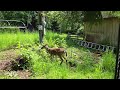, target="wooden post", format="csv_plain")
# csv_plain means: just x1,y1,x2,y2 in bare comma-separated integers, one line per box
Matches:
38,11,44,43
